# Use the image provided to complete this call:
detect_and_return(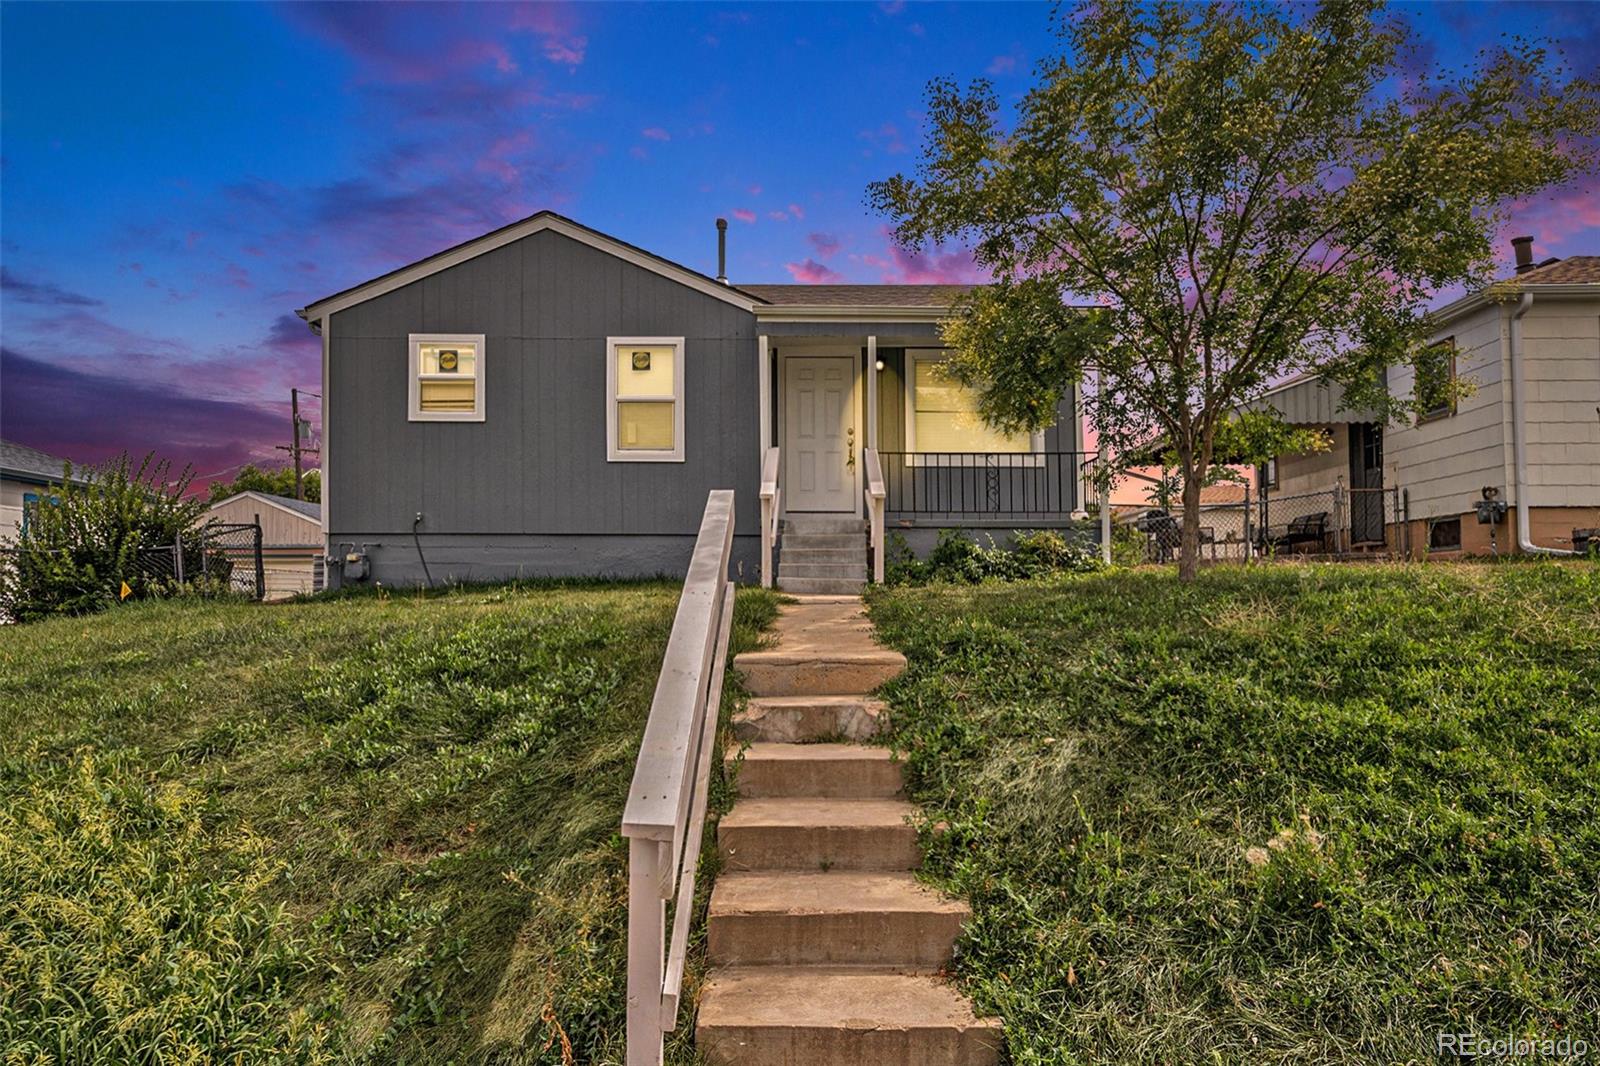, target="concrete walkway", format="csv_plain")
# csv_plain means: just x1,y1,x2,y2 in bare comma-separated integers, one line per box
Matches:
697,595,1001,1066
